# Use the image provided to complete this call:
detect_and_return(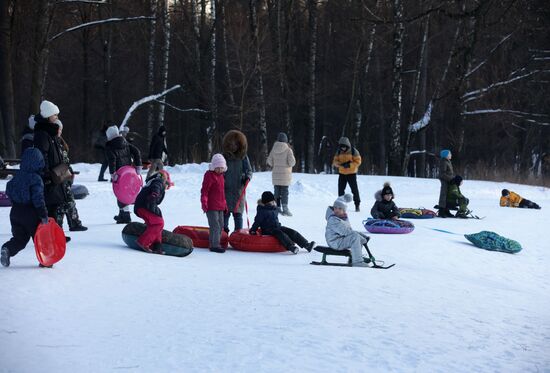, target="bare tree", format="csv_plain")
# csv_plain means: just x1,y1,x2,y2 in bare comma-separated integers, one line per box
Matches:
306,0,318,173
157,0,171,130
0,0,16,156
